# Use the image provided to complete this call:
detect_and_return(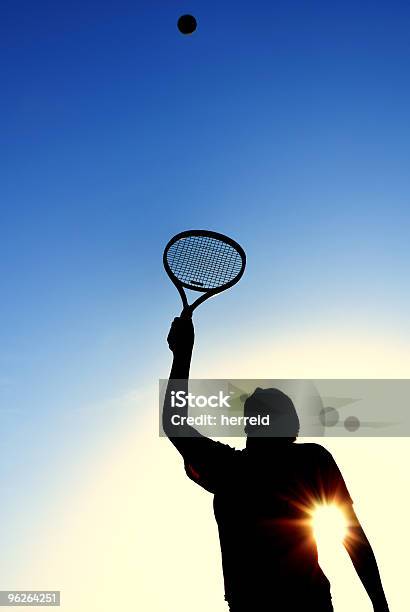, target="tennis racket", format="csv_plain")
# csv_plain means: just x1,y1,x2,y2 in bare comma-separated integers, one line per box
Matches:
163,230,246,318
